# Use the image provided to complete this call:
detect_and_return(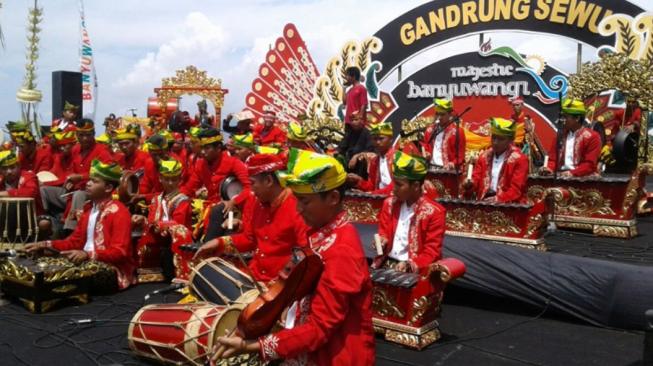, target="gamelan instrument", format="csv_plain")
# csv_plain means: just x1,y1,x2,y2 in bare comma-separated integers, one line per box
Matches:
118,169,143,205
426,166,462,199
0,197,39,249
343,190,386,225
371,258,466,350
189,257,258,306
146,97,179,119
219,176,243,201
612,128,639,166
0,254,115,313
527,165,653,238
128,302,258,366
